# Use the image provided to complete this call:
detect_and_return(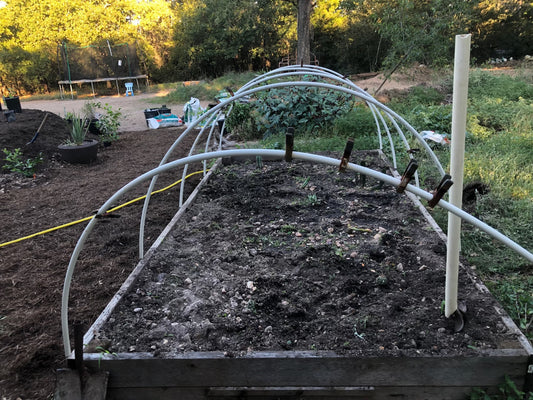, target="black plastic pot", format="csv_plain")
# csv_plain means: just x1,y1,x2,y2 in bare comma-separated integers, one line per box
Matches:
58,139,99,164
88,119,102,135
4,110,15,122
4,96,22,113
